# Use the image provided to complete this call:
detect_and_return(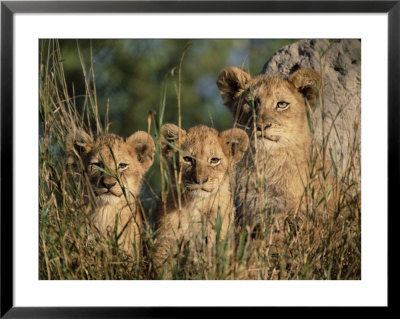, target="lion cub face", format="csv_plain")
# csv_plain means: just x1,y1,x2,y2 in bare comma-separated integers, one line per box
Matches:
161,124,248,198
217,67,320,151
67,130,155,205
